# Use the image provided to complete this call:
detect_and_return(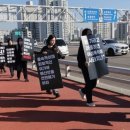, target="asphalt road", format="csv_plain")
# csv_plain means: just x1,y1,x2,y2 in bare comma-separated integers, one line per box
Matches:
60,45,130,90
67,45,130,68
